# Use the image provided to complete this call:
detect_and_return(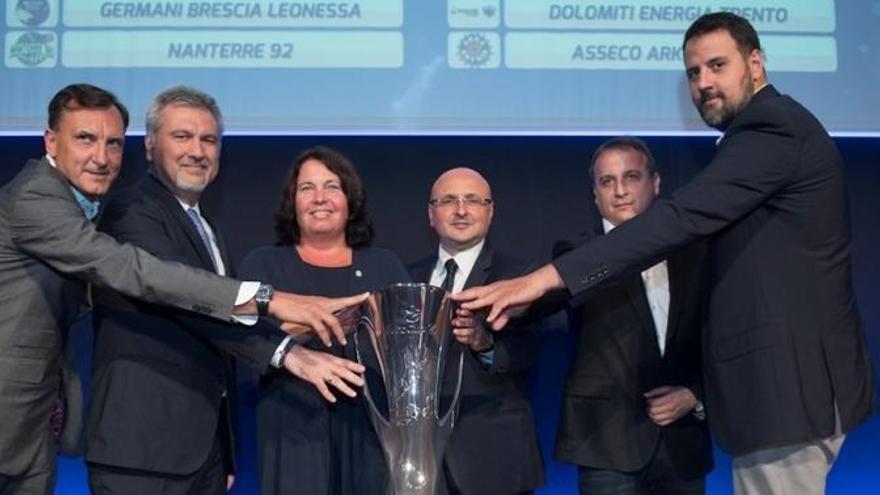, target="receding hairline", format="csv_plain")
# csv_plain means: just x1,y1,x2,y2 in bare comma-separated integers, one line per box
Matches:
593,146,653,178
431,167,492,198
